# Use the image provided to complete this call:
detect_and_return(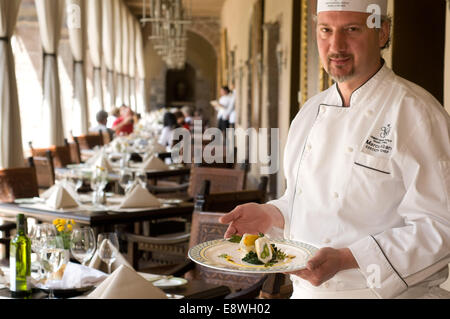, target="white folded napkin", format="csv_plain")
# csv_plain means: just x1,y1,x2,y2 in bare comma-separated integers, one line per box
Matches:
43,183,79,209
33,262,108,290
87,265,167,299
141,154,169,171
84,149,103,165
119,184,161,209
88,238,133,273
151,143,168,154
91,152,113,172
